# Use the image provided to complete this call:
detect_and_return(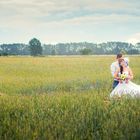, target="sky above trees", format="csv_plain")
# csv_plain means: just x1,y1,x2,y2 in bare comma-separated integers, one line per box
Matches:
0,0,140,44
